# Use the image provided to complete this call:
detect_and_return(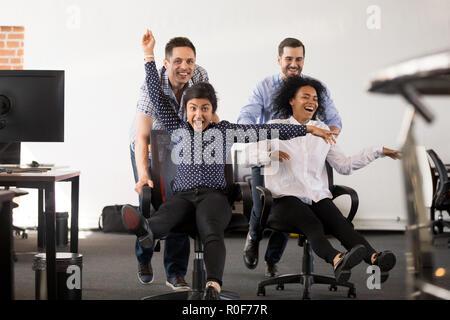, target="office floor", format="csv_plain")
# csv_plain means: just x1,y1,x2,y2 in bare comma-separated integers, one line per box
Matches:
12,229,450,300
